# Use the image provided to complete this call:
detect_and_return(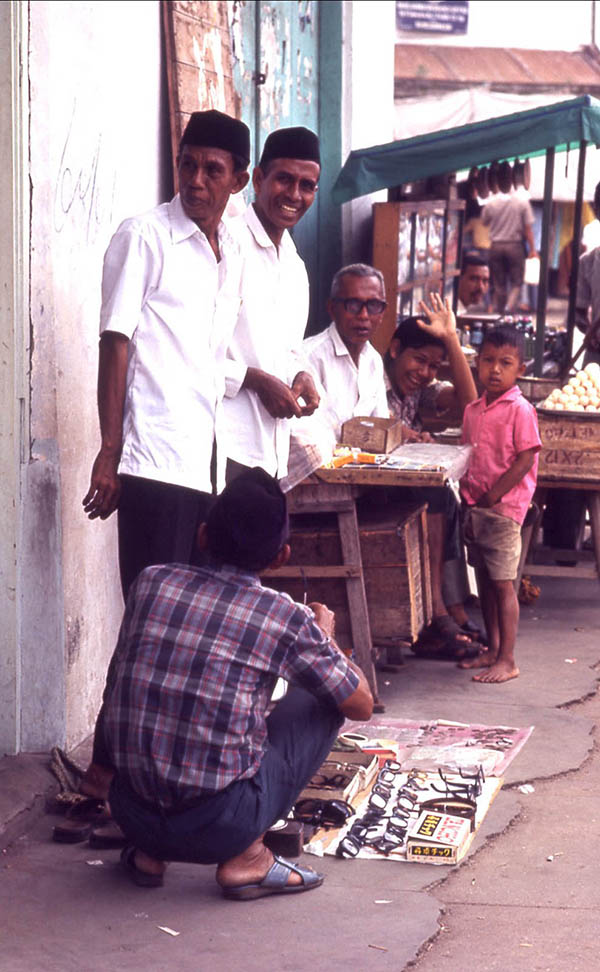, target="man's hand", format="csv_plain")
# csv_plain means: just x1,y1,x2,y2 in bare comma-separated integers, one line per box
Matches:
308,601,336,639
402,423,433,444
244,368,304,419
82,450,121,520
589,318,600,352
575,306,590,334
291,371,320,416
82,330,129,521
475,490,496,509
416,293,457,344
